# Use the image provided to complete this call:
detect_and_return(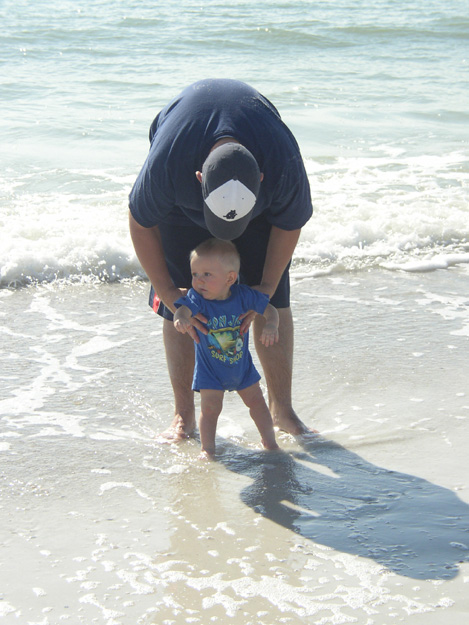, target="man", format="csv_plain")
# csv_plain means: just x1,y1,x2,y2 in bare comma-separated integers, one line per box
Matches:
129,79,313,440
